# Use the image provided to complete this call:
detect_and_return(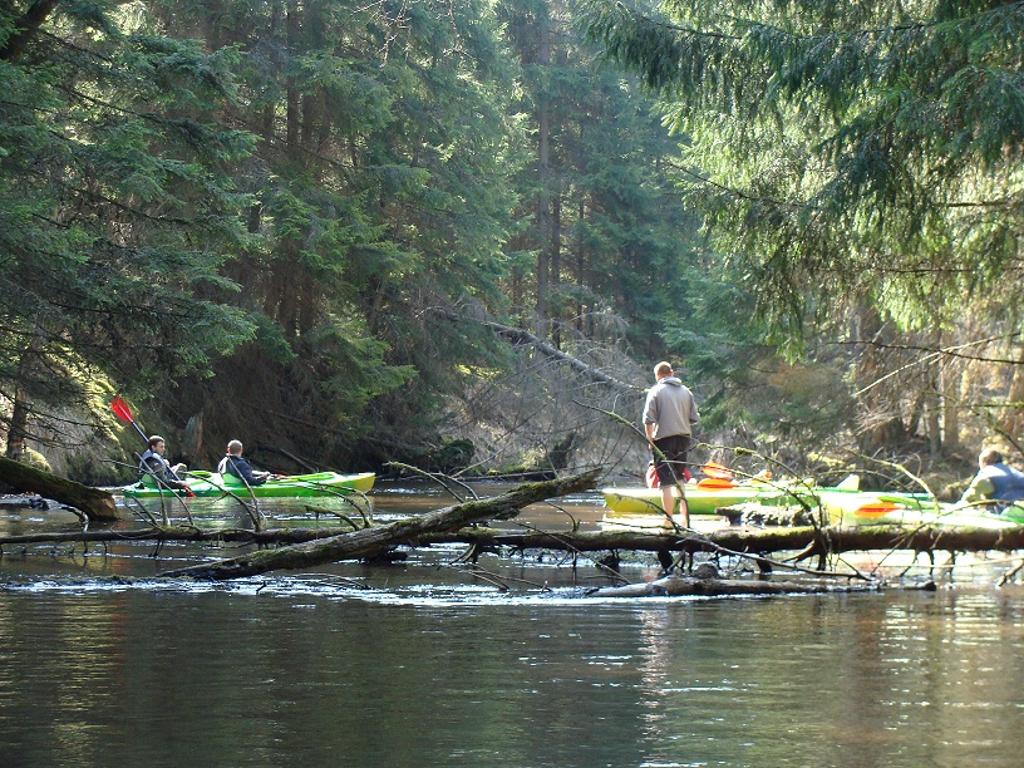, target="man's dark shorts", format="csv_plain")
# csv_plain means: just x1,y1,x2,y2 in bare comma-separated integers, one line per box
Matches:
652,434,691,485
